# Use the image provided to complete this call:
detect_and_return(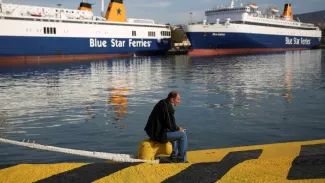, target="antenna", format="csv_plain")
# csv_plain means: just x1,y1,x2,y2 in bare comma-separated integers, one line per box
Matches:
189,12,193,24
230,0,235,8
101,0,105,17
